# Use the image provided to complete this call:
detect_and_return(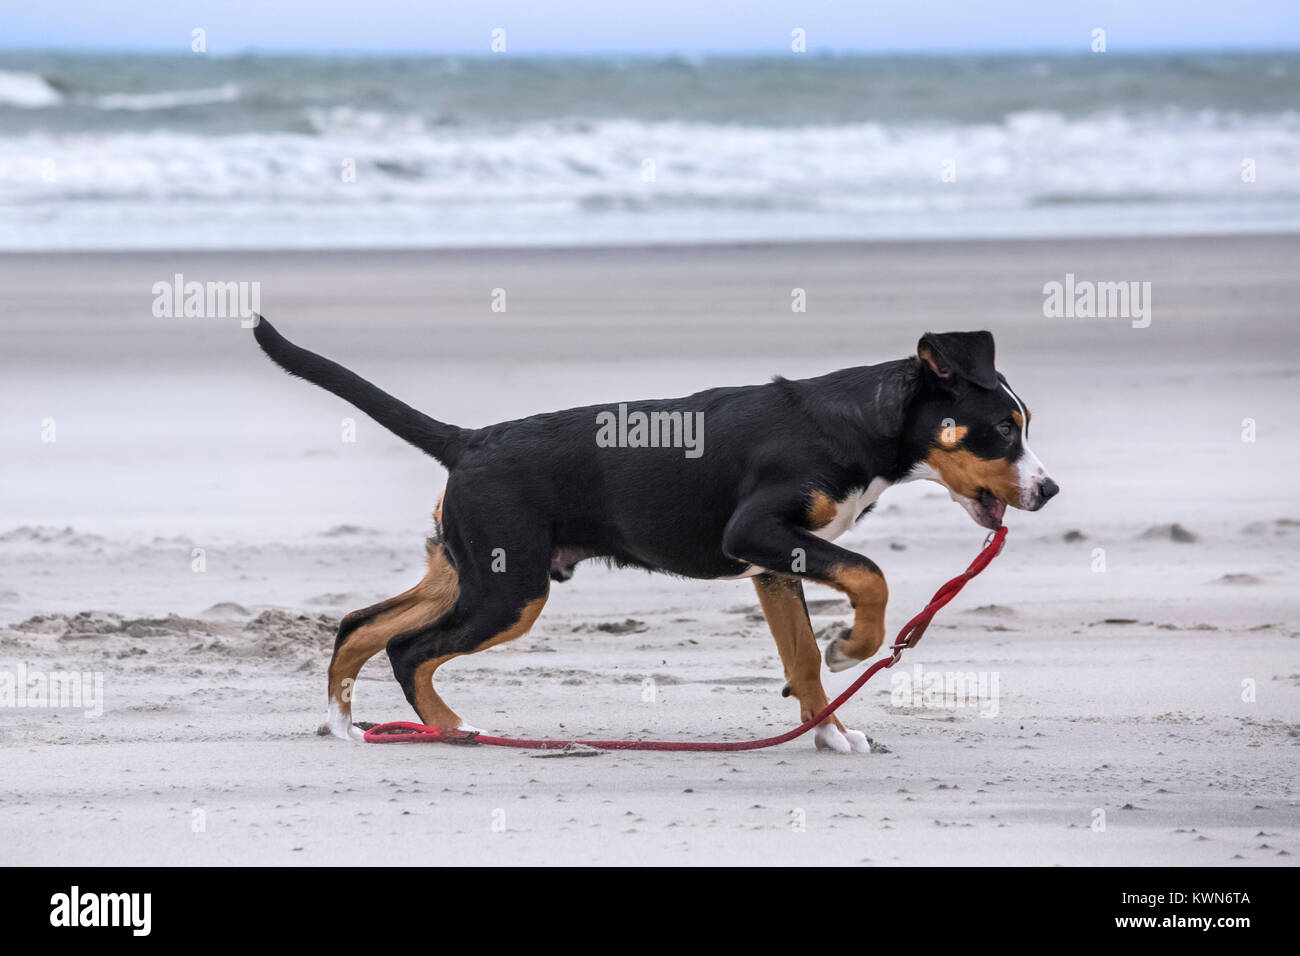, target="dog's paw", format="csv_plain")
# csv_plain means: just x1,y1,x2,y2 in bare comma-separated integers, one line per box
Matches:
326,703,366,743
813,722,851,753
824,632,859,673
842,728,872,753
814,722,872,754
814,722,851,753
329,721,365,743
